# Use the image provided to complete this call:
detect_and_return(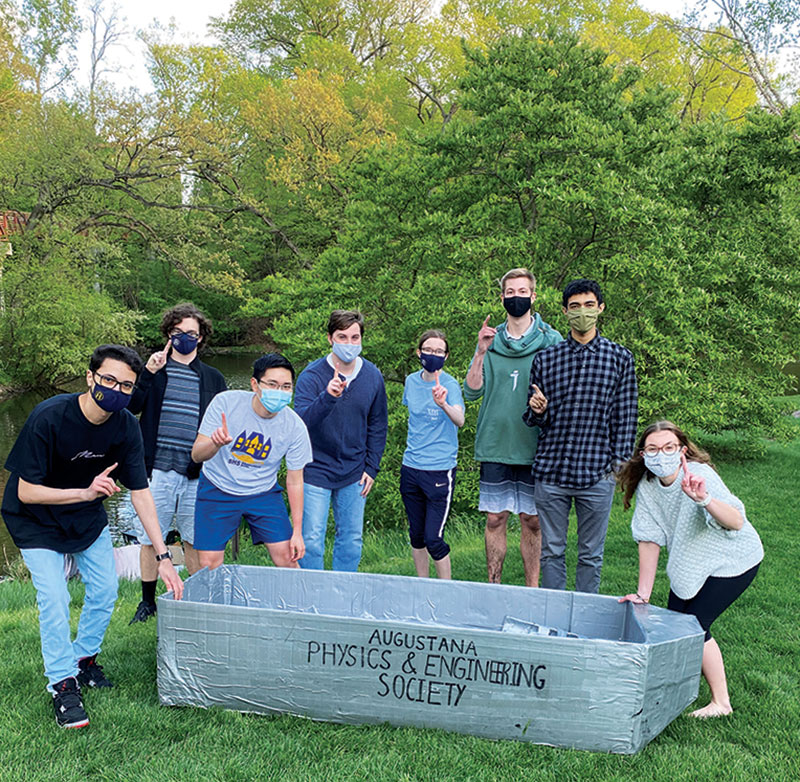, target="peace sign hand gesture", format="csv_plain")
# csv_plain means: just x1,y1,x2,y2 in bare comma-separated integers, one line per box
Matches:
680,452,708,503
211,413,233,449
